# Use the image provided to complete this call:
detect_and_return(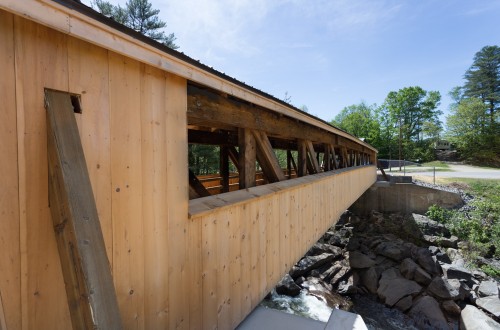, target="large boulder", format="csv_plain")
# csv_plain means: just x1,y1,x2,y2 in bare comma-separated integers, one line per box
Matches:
377,268,422,306
289,253,335,278
460,304,500,330
427,276,460,300
408,296,449,330
441,300,461,316
478,280,499,297
411,213,451,237
476,296,500,318
359,267,383,294
400,258,432,286
349,251,376,269
375,241,410,262
441,264,475,286
415,248,441,276
306,242,343,258
276,274,301,297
